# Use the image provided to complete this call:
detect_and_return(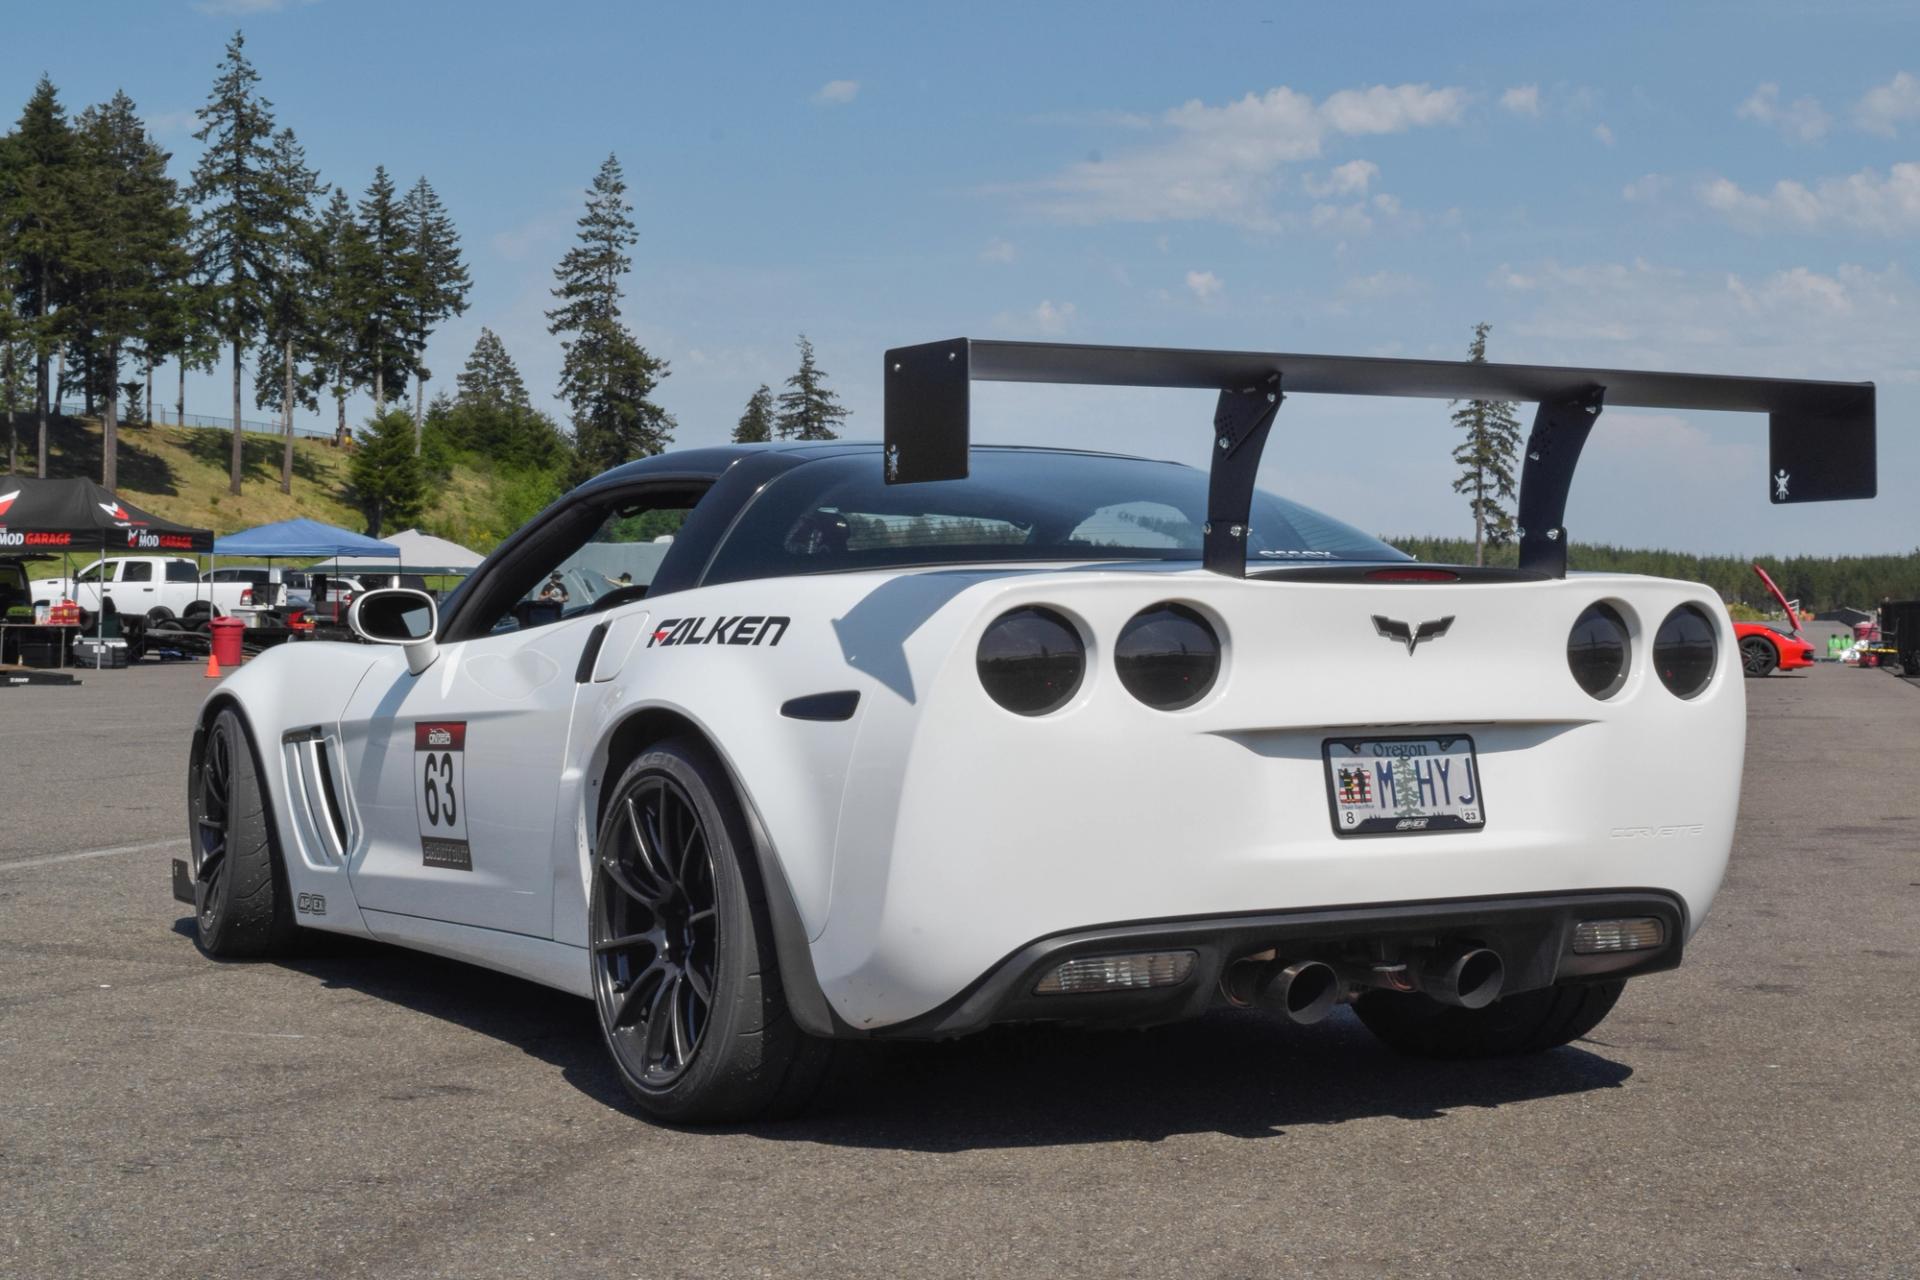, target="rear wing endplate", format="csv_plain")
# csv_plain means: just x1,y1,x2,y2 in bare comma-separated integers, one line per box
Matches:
882,338,1877,578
